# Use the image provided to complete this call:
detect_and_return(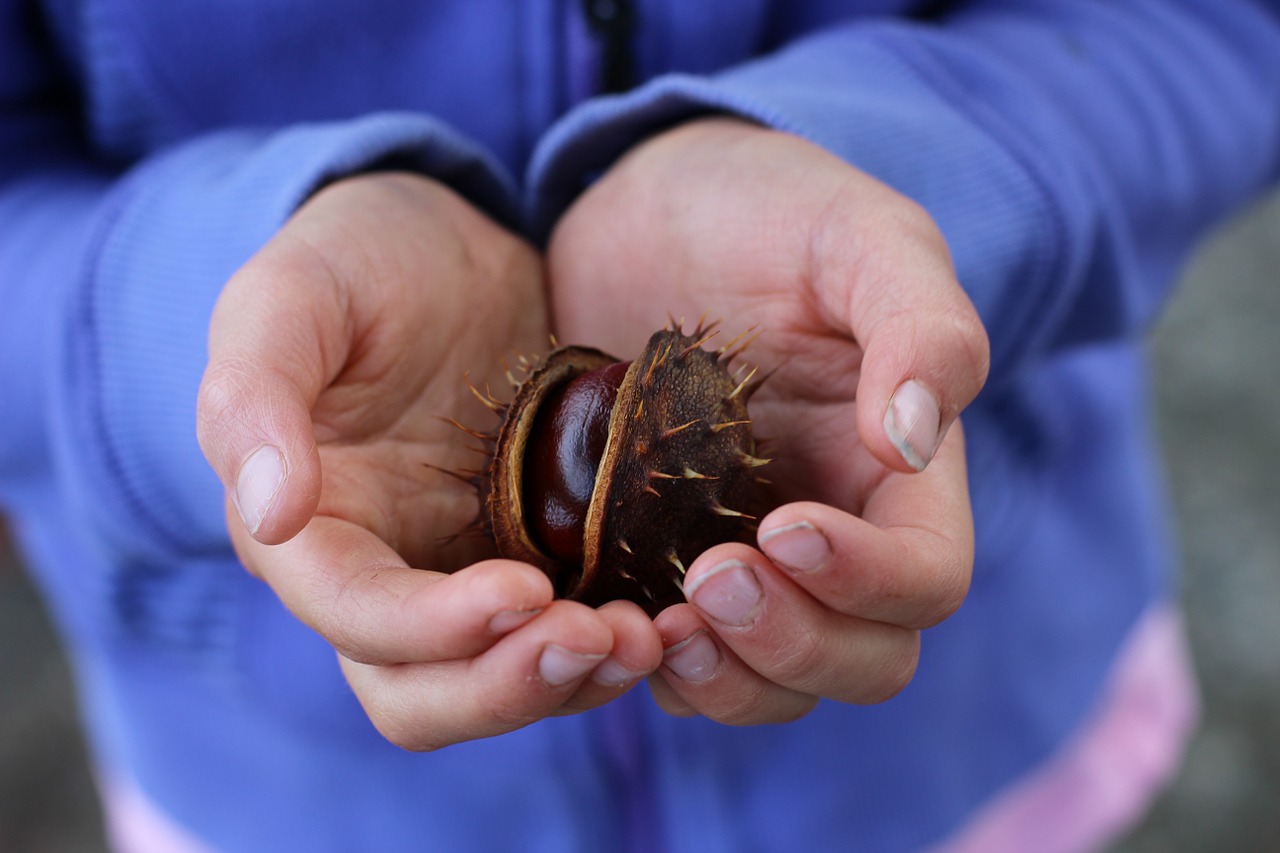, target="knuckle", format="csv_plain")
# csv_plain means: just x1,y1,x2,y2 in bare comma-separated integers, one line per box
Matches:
885,193,940,241
355,680,439,752
472,652,572,733
481,691,545,732
913,550,972,630
196,356,277,463
195,361,249,436
703,680,781,726
312,575,362,651
764,621,831,688
704,681,819,726
464,559,553,606
366,704,442,753
324,621,375,666
321,565,406,664
941,308,992,396
861,632,921,704
937,571,971,625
